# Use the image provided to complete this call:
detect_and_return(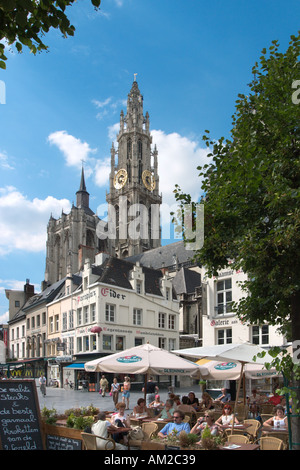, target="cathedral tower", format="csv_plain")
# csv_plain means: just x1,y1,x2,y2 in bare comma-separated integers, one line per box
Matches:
44,168,106,286
106,79,162,258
